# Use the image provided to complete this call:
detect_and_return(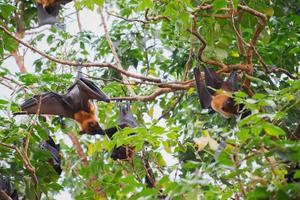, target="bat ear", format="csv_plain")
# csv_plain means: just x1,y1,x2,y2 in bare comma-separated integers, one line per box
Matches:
204,66,223,94
193,67,212,109
224,70,239,91
37,4,58,26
